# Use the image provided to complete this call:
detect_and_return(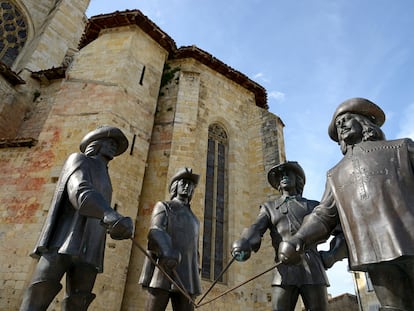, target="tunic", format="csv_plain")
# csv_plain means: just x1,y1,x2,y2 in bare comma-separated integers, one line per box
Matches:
310,138,414,270
243,195,329,286
139,199,202,296
31,153,112,272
